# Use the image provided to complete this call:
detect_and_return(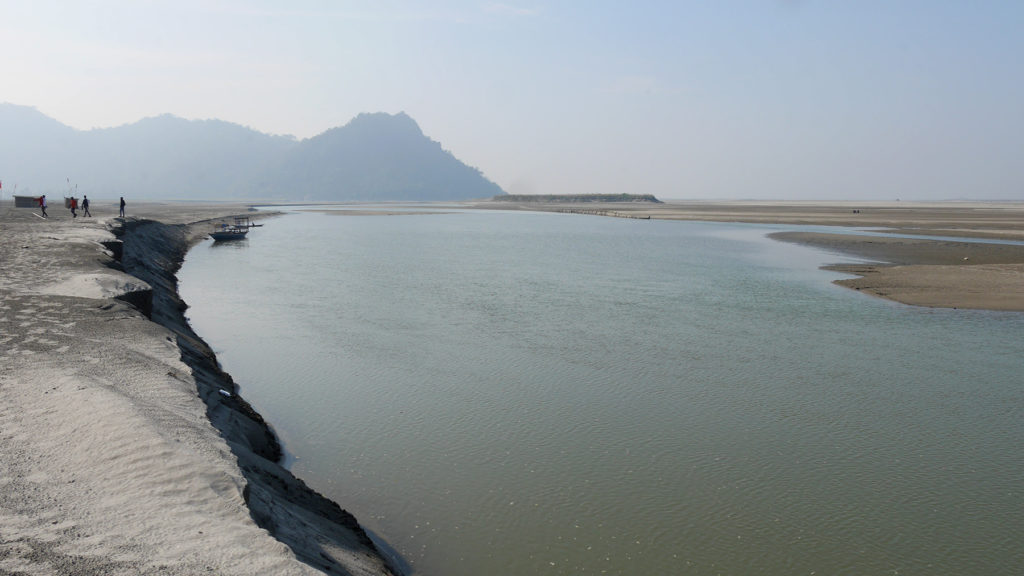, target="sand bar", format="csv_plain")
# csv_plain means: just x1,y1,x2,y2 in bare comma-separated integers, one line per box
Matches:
1,201,396,575
481,200,1024,311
